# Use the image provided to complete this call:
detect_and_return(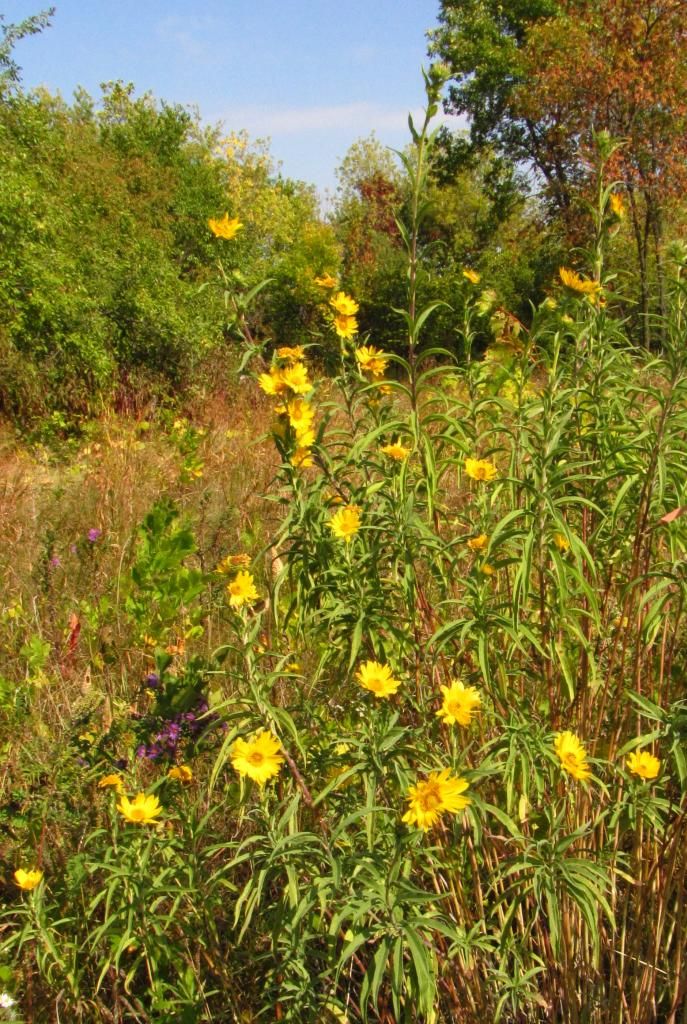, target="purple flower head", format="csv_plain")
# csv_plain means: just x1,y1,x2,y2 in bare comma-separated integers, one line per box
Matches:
145,673,161,689
49,555,61,568
87,528,102,543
